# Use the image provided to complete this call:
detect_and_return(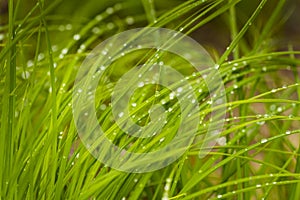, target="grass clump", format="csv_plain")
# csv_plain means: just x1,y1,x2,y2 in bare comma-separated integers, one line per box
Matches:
0,0,300,199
